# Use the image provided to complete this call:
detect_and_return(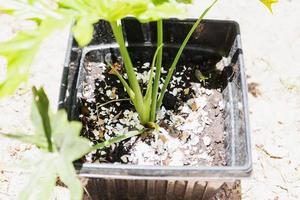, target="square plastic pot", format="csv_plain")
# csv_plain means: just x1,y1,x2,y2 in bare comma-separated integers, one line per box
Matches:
59,18,252,199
